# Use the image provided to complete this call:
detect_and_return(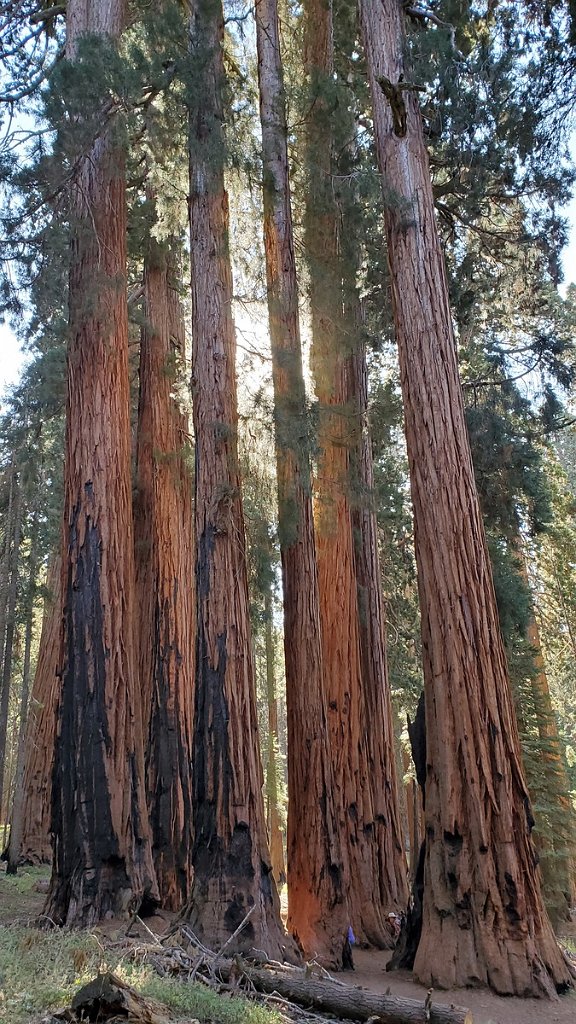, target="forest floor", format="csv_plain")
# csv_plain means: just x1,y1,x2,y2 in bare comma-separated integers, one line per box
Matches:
1,865,576,1024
